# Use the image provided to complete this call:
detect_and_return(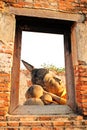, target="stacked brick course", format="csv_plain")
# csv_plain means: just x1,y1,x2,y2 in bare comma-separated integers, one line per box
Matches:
0,115,87,129
75,61,87,115
0,0,87,129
